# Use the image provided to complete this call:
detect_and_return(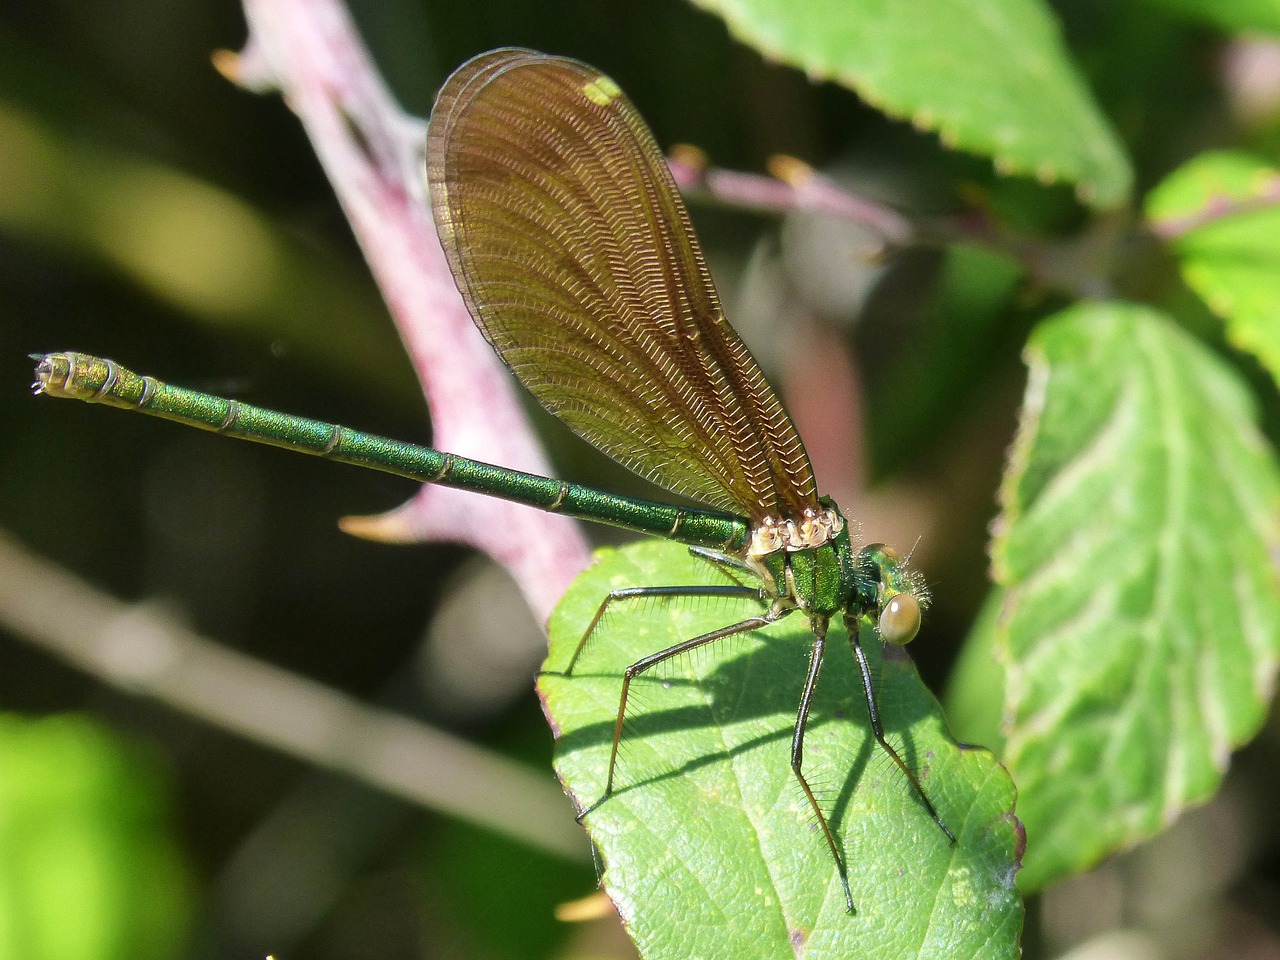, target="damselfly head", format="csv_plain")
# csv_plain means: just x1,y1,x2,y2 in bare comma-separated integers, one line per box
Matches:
859,542,929,646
